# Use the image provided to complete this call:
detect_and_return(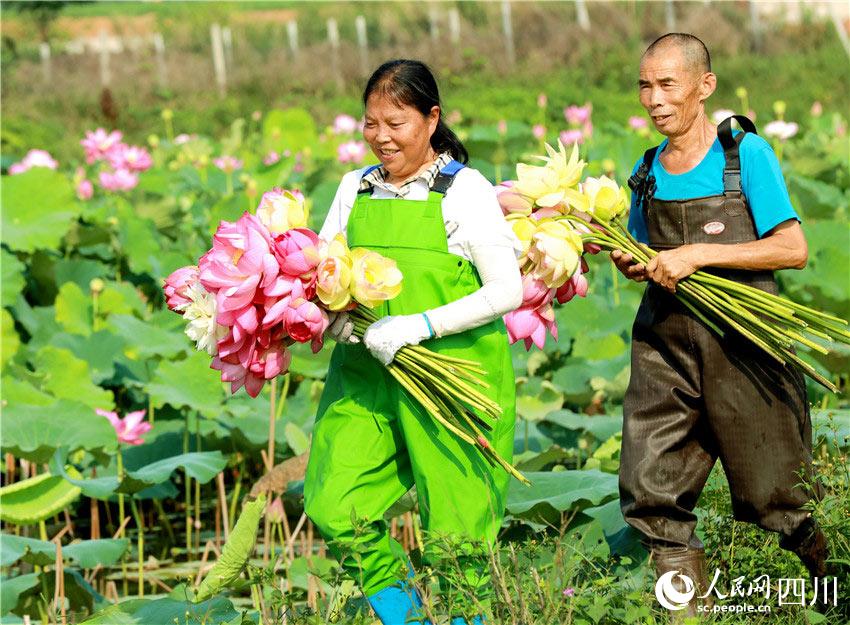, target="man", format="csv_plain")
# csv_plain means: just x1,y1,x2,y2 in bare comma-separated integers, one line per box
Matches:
612,33,830,617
